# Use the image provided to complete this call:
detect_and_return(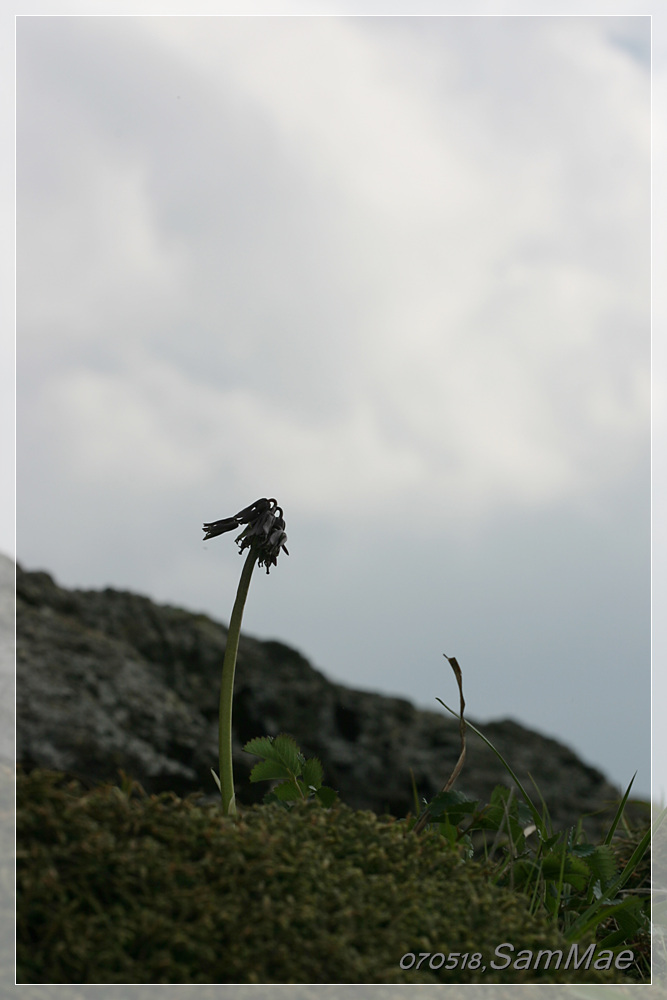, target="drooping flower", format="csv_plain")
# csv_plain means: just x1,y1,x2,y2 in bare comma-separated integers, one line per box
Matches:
203,498,289,573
